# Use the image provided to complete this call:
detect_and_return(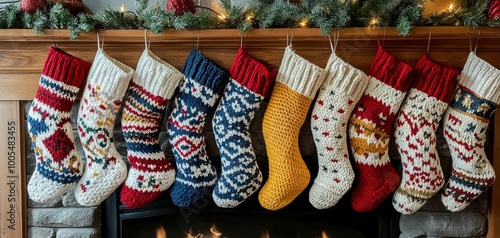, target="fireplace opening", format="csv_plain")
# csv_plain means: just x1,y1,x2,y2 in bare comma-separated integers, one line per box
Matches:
103,155,400,238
